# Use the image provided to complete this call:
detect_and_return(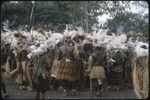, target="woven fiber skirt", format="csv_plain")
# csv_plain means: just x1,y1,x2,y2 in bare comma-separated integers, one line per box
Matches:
133,56,149,99
57,59,80,81
51,59,61,78
90,66,105,79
